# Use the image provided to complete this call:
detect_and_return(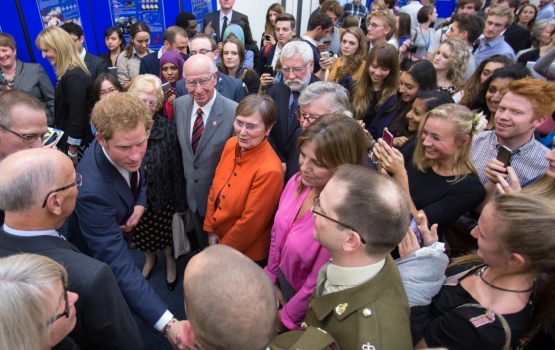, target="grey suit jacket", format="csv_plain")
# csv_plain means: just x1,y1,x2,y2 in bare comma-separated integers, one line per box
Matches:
203,10,249,42
9,59,55,126
174,92,238,216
